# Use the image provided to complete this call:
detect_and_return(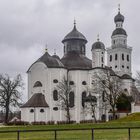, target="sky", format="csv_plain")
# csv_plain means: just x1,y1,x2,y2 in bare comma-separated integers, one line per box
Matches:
0,0,140,101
